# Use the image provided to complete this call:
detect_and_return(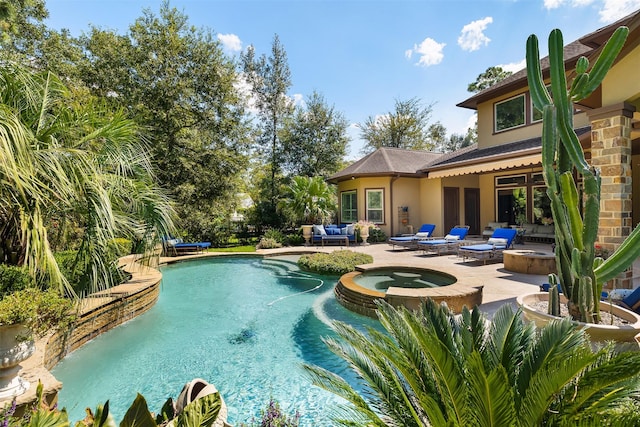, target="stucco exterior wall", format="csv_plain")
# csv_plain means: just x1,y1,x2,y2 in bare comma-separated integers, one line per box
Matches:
419,178,444,233
476,88,590,149
603,44,640,106
390,177,423,236
479,173,496,228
